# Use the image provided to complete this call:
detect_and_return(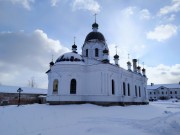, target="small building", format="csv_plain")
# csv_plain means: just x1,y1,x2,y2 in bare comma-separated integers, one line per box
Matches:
0,85,47,105
147,83,180,101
